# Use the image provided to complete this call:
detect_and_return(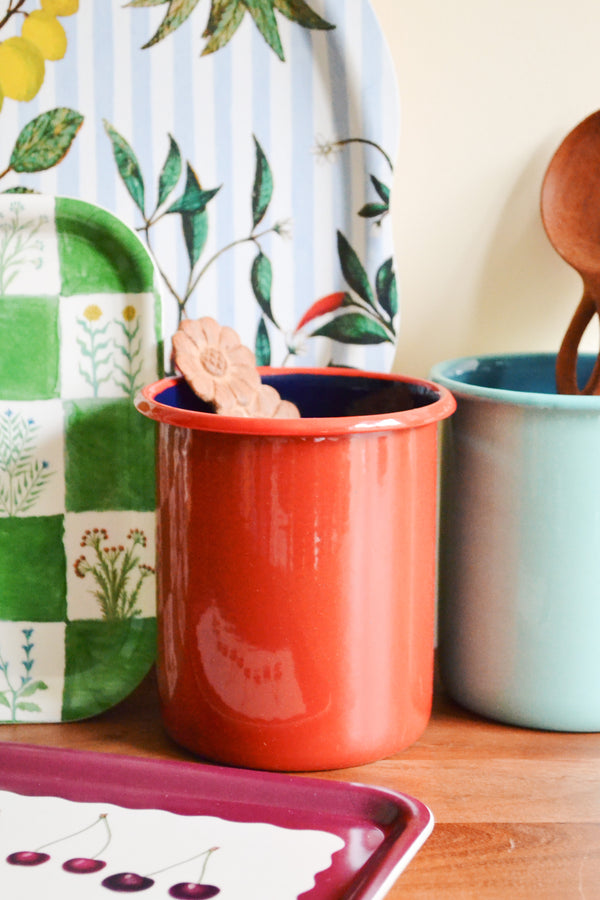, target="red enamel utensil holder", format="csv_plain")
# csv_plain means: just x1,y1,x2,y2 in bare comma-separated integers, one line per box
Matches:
136,368,455,771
